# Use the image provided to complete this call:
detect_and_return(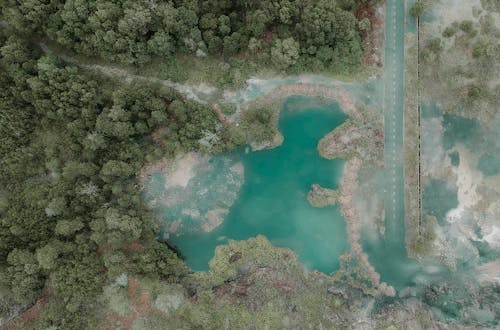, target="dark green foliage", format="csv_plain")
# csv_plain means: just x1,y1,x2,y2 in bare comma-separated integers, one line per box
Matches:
459,20,476,36
409,1,426,18
1,0,368,72
472,39,496,59
420,38,442,64
442,25,457,38
6,249,44,302
298,0,361,68
240,106,277,143
427,38,442,53
127,241,187,280
466,84,486,102
36,295,102,329
0,35,196,324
